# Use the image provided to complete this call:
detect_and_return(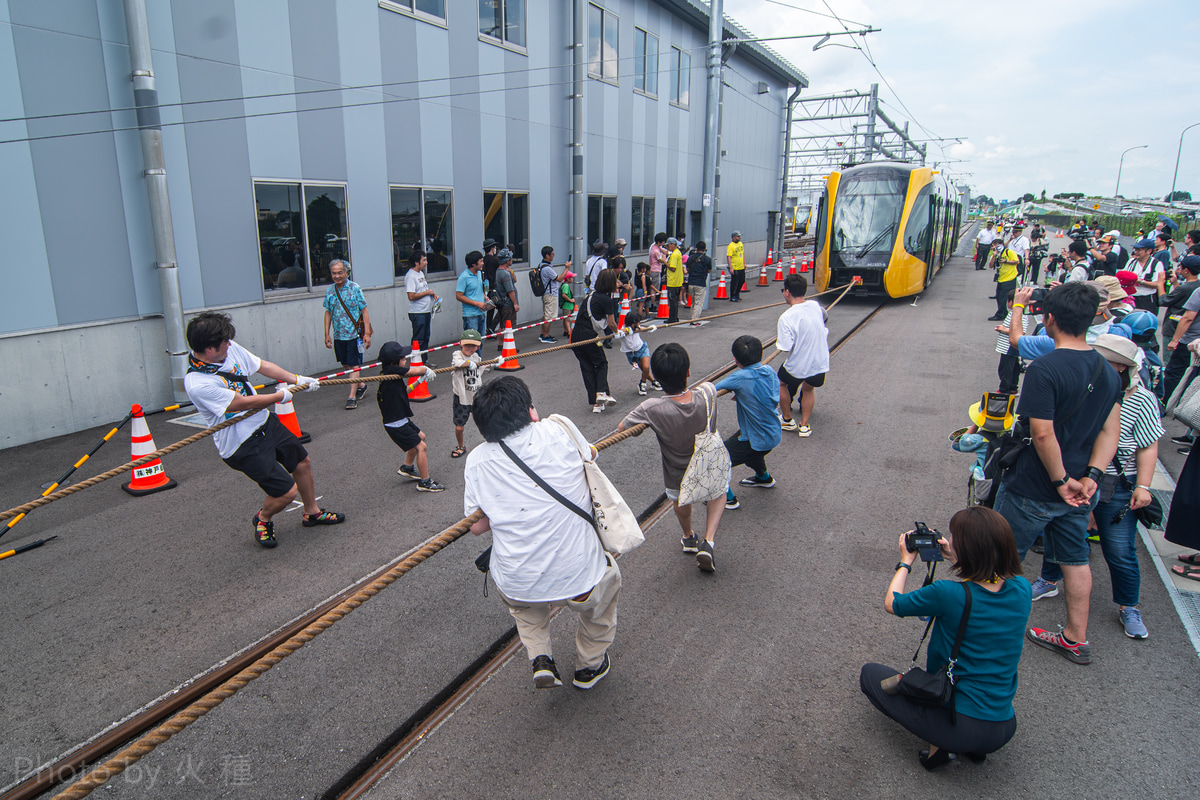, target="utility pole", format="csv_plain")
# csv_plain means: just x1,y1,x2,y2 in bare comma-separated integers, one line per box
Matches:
571,0,585,280
701,0,723,253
